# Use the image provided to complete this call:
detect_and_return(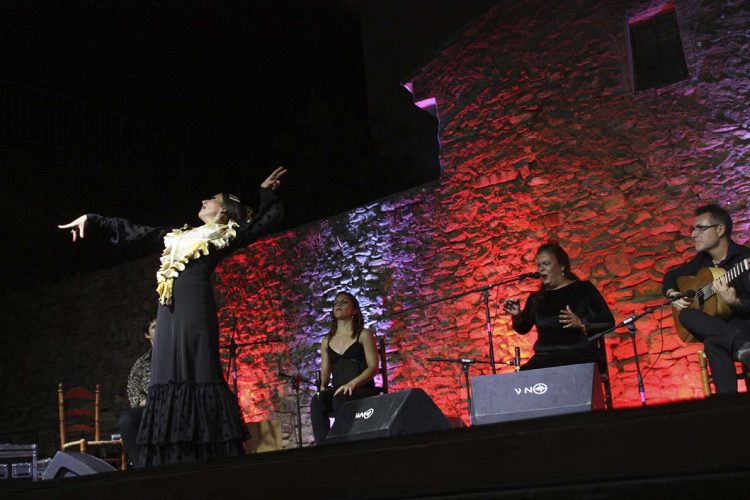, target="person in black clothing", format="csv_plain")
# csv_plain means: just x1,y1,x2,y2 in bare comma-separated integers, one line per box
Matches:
663,204,750,394
59,167,286,466
503,243,614,372
310,291,379,445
